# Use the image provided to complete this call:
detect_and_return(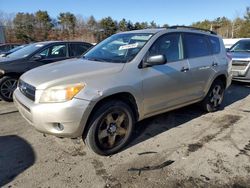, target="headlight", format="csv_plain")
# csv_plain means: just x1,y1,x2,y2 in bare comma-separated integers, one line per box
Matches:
39,83,85,103
0,69,5,75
